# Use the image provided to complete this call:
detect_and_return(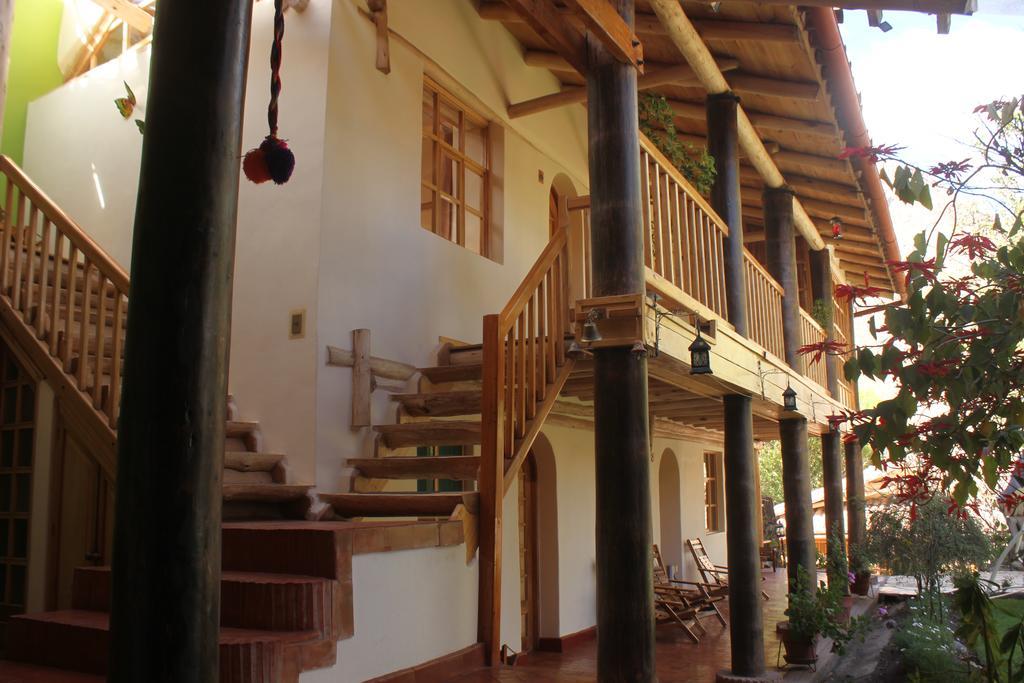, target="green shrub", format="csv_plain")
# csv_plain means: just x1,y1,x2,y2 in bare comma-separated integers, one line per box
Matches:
894,595,970,681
